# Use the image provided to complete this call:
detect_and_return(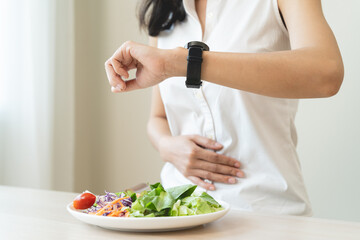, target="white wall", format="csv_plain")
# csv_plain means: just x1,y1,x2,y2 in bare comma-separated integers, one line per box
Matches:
296,1,360,221
73,0,162,194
